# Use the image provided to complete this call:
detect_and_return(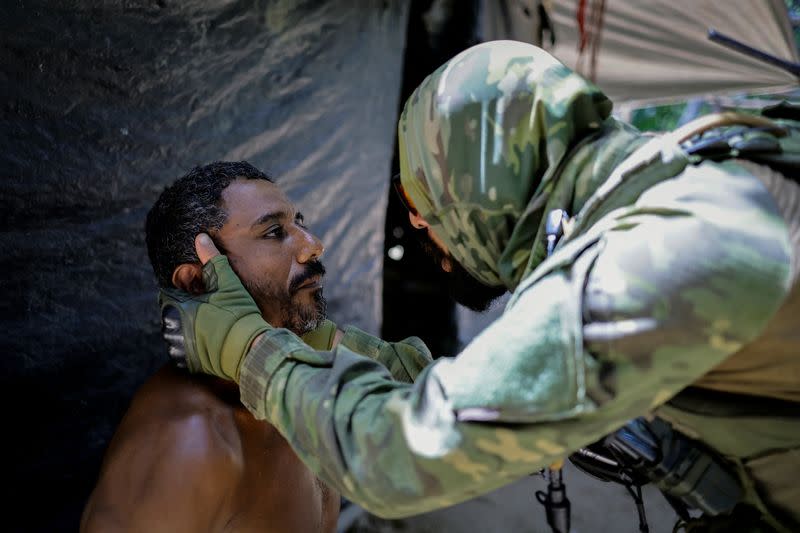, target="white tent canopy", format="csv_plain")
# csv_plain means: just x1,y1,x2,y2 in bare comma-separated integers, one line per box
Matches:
482,0,798,105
